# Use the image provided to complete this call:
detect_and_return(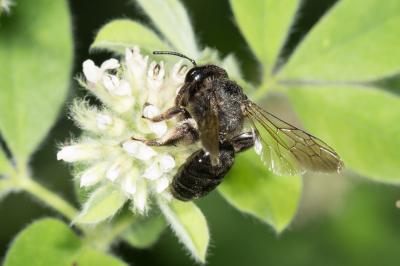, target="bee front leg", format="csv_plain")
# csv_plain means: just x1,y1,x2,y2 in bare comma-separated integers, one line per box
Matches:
132,119,199,147
142,105,188,122
231,132,255,153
